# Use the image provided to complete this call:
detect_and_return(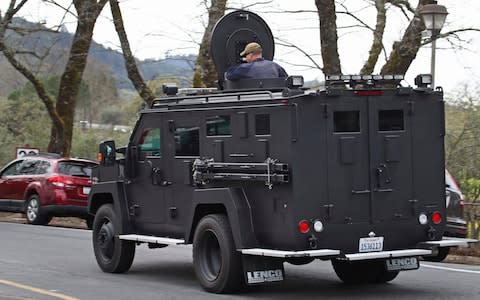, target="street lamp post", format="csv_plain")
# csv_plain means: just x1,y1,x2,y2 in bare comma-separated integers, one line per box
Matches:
420,1,448,88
